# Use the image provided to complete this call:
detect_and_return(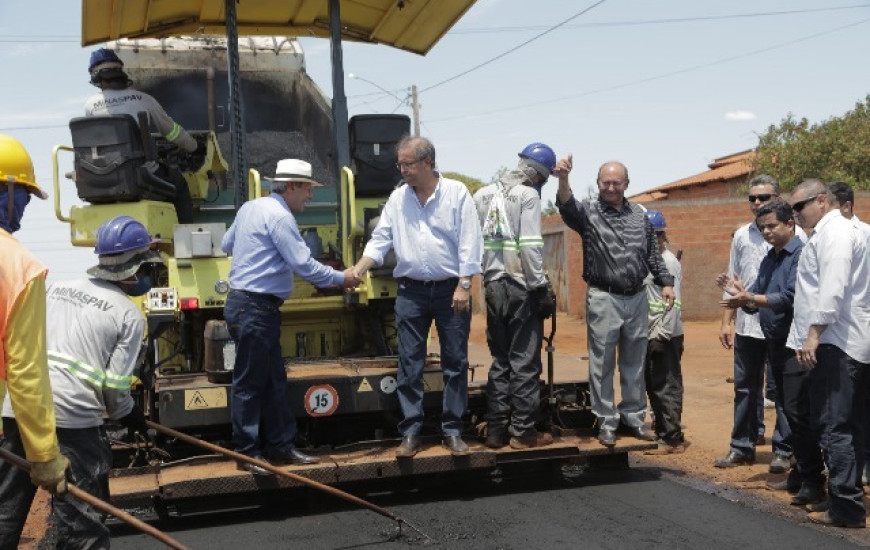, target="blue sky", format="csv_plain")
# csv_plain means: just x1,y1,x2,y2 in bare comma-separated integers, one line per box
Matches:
2,0,869,280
